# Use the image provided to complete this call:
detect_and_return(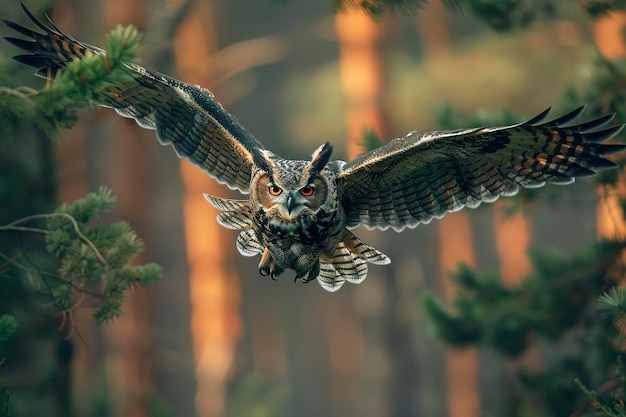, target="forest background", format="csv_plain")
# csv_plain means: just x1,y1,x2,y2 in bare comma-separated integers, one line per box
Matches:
1,0,626,416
